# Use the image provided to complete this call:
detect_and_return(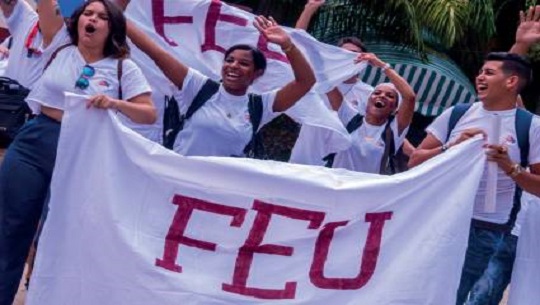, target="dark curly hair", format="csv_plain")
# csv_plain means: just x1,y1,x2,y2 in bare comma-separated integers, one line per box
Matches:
67,0,130,59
